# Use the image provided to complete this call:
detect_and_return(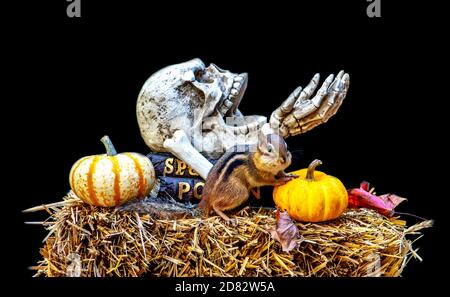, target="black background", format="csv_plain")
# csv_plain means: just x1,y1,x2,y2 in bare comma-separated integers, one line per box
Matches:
4,0,447,294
